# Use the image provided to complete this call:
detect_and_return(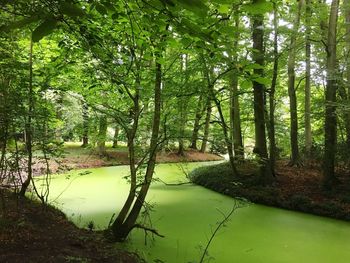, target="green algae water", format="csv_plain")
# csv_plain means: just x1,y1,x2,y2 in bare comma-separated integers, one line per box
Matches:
38,162,350,263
